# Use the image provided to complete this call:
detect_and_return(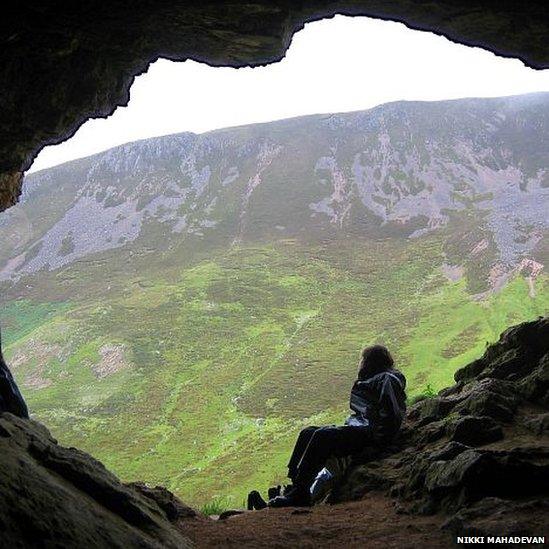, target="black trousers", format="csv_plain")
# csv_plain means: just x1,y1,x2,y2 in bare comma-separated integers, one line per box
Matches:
287,425,372,488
